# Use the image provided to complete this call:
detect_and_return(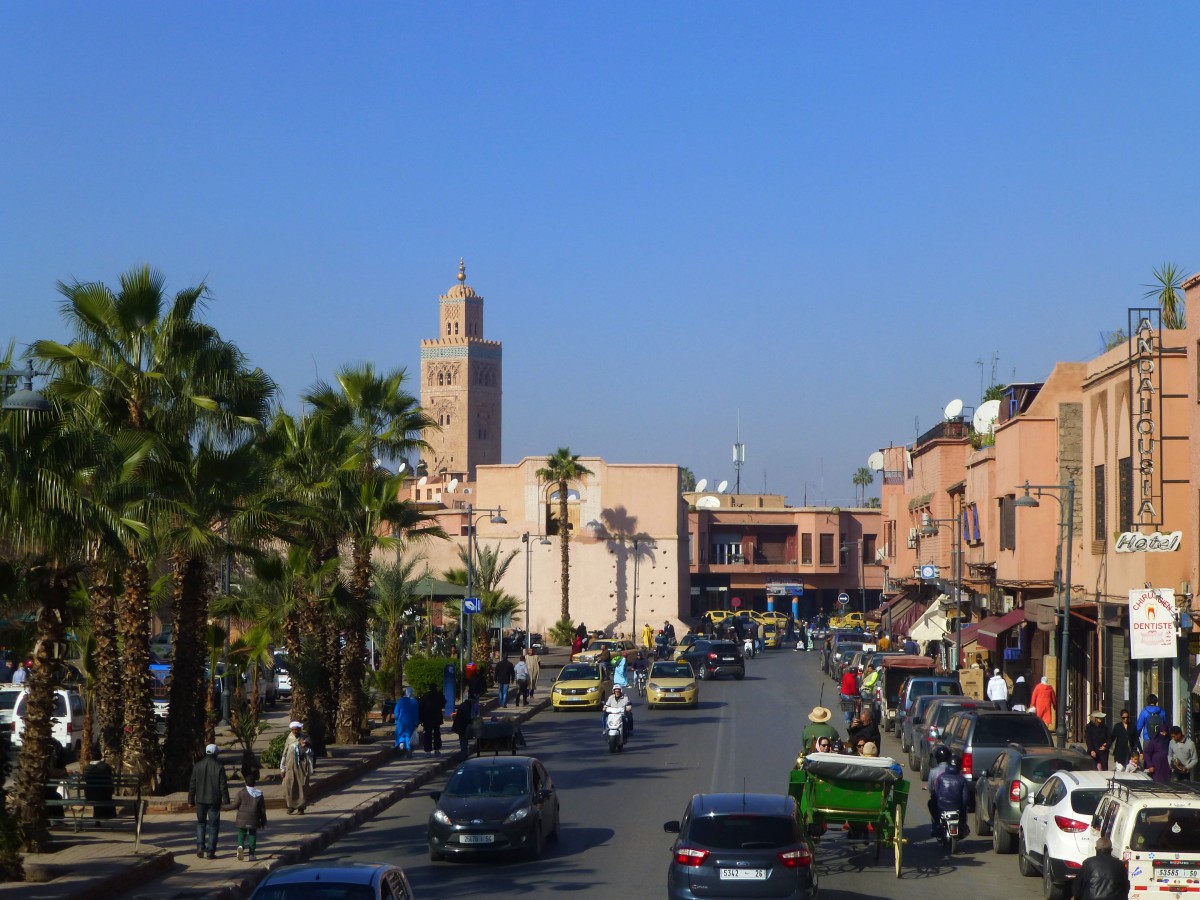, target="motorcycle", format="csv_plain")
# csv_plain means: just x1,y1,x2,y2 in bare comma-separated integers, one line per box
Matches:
635,669,648,697
743,636,756,659
937,809,966,854
605,710,626,753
